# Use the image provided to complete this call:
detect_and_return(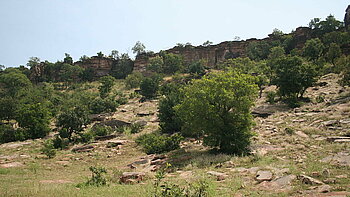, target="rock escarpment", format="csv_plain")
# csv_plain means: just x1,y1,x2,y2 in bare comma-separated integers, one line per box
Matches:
75,56,115,77
134,27,312,72
345,5,350,29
